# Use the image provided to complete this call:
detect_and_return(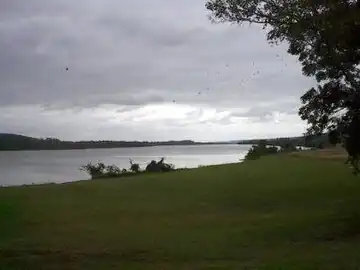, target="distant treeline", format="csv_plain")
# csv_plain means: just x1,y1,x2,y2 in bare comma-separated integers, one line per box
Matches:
0,133,330,151
237,134,329,149
0,133,205,151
